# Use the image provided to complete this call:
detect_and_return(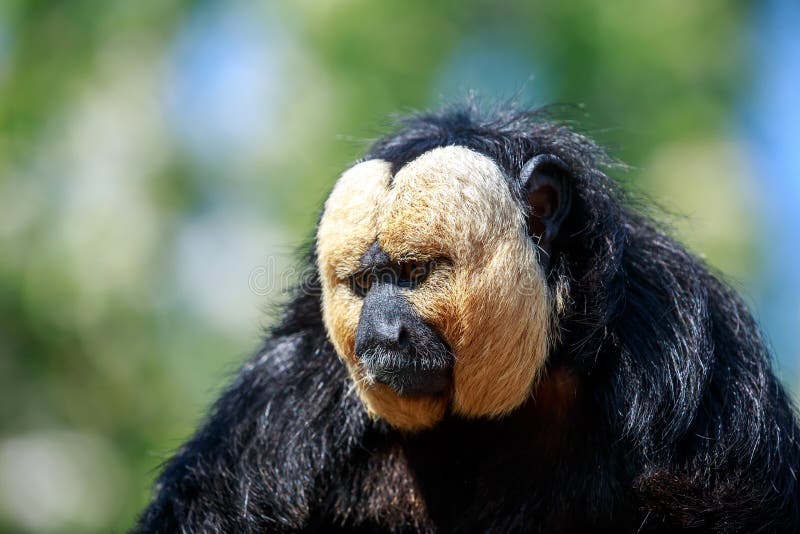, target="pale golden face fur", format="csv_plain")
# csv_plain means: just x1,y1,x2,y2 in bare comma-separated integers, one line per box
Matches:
316,146,552,431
